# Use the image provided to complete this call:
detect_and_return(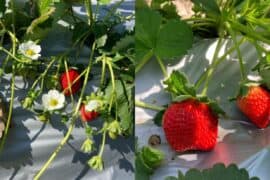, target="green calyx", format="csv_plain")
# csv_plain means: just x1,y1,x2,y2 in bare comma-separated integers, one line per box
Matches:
88,155,104,171
135,146,164,179
81,138,95,153
164,70,225,117
231,81,261,101
107,120,122,139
